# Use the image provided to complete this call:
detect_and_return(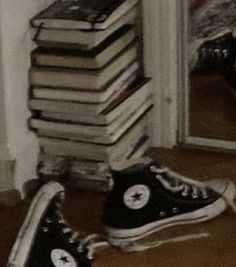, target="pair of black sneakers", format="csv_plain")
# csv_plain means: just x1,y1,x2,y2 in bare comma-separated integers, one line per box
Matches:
7,158,236,267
